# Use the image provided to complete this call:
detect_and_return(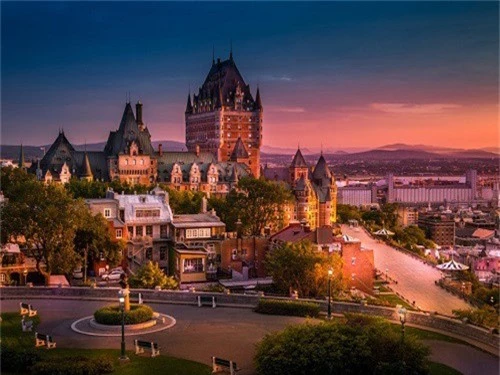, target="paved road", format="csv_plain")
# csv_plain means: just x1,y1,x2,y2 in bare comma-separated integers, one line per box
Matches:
2,299,498,375
342,225,471,315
